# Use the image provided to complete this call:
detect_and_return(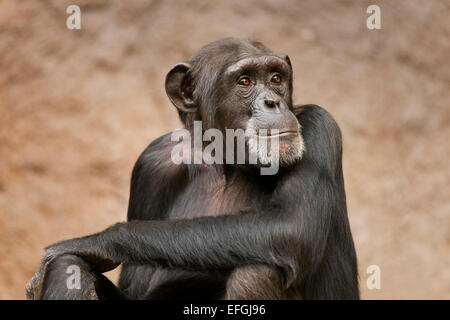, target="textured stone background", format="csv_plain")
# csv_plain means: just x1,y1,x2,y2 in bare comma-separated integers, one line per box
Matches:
0,0,449,299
